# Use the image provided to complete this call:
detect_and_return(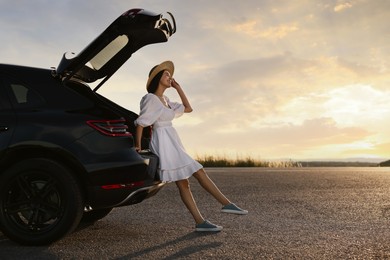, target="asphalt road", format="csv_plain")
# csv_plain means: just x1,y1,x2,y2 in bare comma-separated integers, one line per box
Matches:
1,167,390,259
